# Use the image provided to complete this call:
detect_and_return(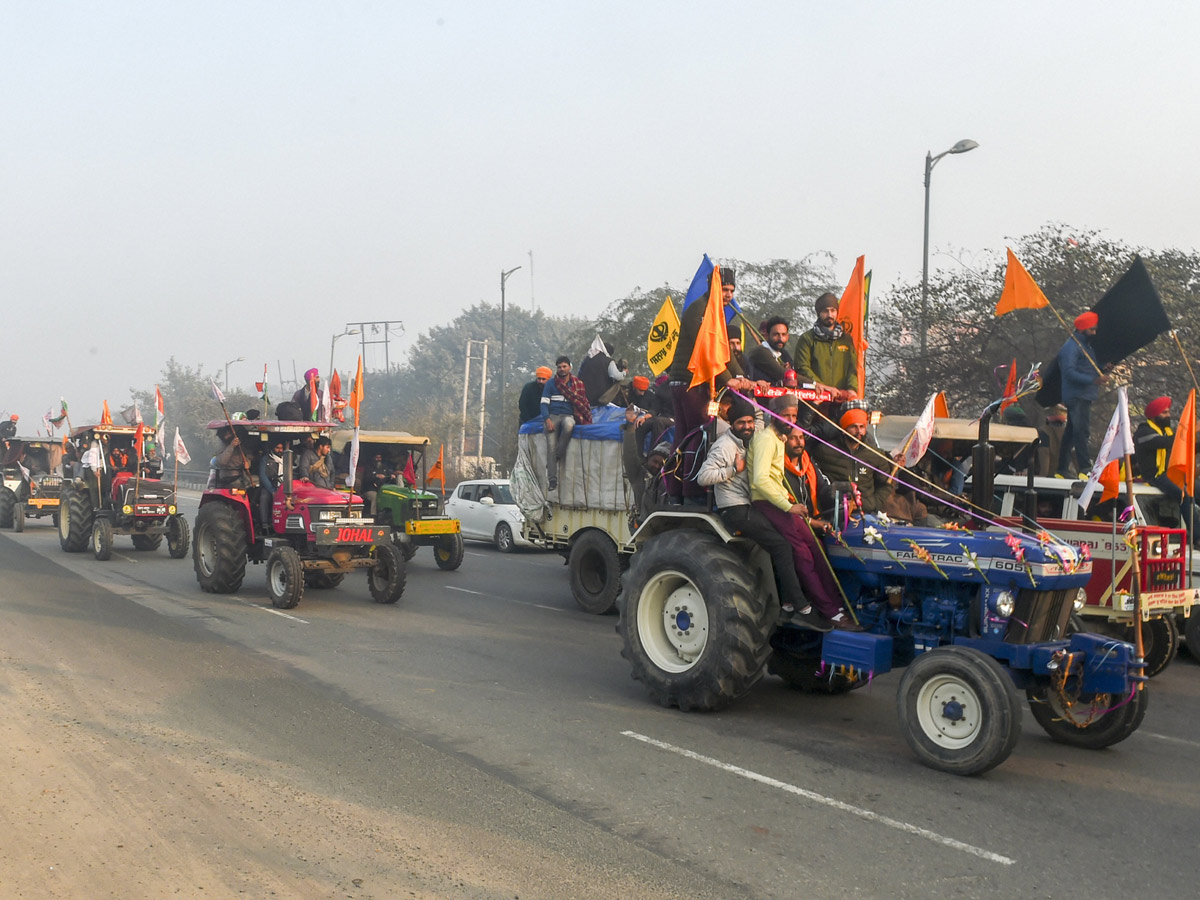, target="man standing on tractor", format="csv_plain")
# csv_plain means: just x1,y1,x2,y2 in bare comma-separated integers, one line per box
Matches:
1055,311,1111,478
540,355,592,492
793,292,859,402
748,394,856,629
291,368,322,418
698,394,831,631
